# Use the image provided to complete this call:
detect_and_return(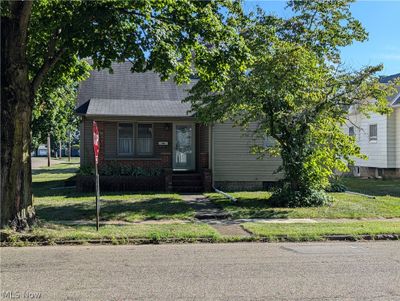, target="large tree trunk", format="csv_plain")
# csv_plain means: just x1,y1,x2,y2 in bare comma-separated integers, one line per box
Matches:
1,5,35,229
